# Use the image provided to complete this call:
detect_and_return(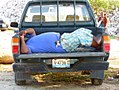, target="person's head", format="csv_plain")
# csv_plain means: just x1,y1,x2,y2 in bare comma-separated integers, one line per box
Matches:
91,35,102,49
104,13,106,17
